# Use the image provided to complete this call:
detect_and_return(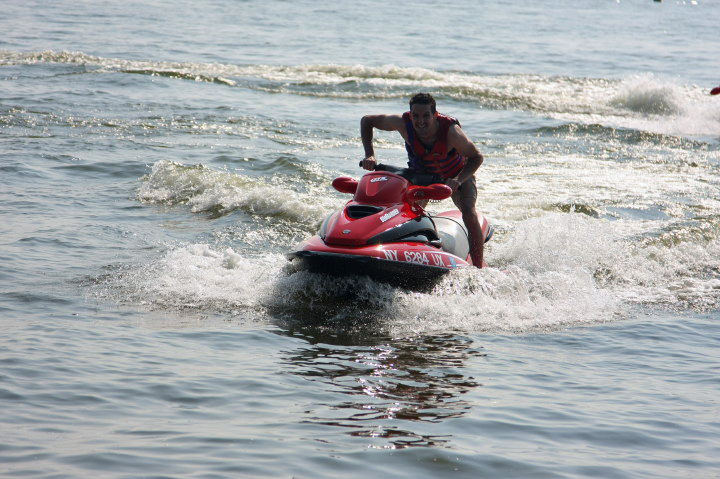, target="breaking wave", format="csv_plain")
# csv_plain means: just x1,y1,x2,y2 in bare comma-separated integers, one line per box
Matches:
4,50,718,139
137,160,335,226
